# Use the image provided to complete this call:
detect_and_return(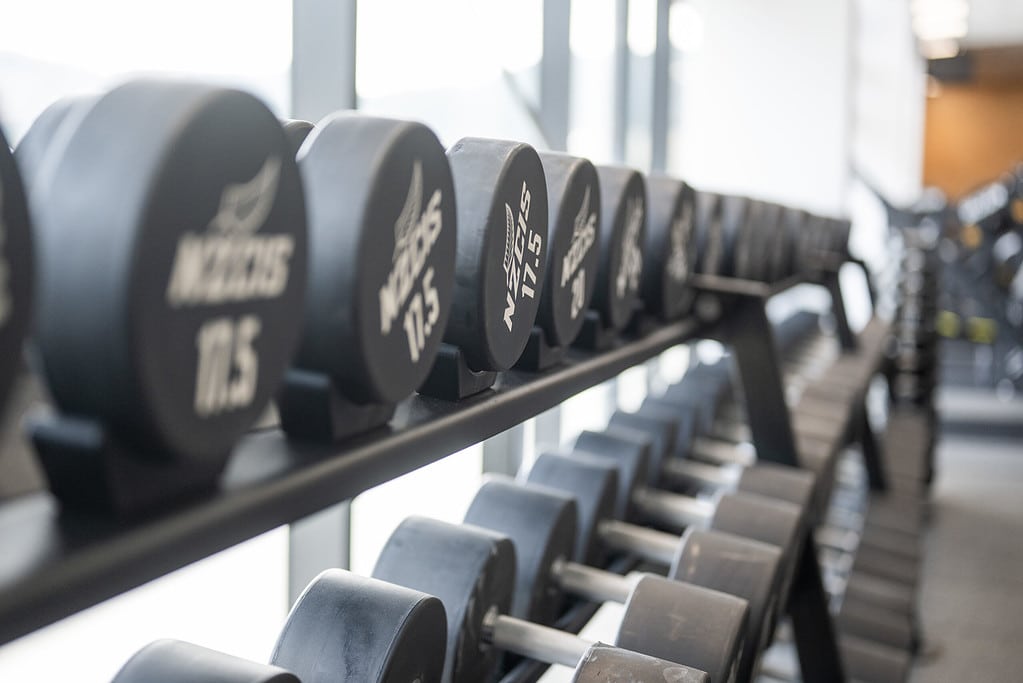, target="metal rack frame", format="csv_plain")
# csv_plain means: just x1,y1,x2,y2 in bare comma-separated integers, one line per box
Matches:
0,269,862,683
